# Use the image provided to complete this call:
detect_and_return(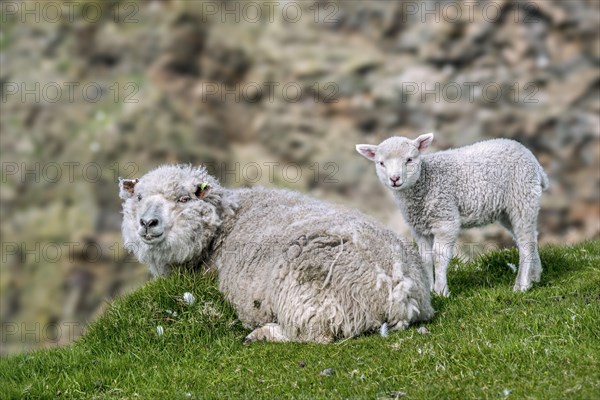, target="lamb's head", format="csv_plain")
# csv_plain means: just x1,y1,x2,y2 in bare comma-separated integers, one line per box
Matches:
356,133,433,191
118,164,235,276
